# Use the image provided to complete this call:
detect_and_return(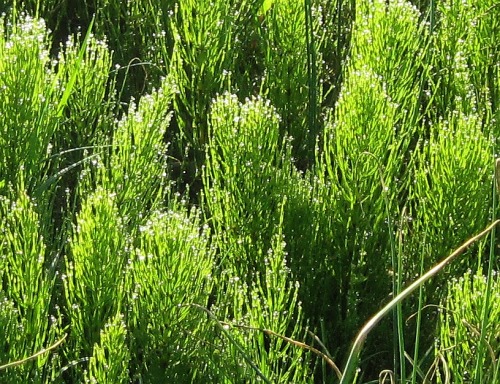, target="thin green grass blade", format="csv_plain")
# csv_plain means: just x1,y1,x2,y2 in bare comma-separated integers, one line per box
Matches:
55,17,95,118
473,159,500,383
410,230,428,384
34,152,100,197
304,0,317,153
